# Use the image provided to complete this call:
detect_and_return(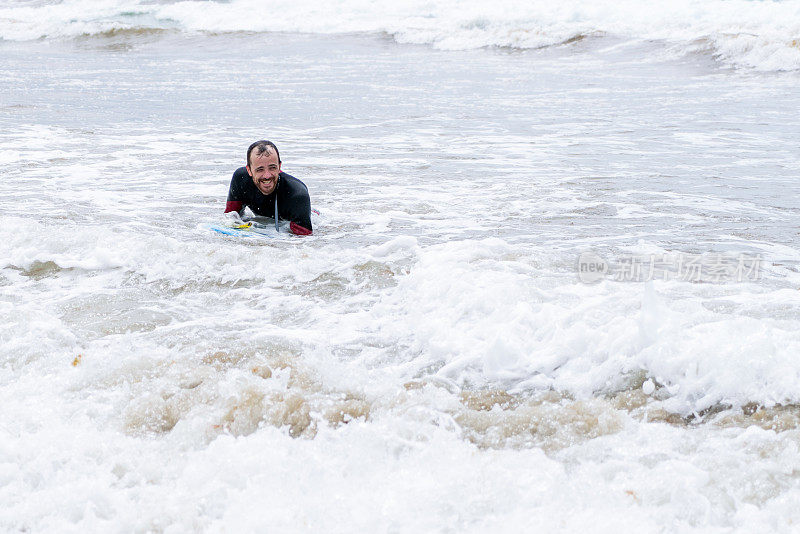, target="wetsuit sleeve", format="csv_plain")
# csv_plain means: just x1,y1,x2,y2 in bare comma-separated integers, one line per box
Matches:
225,170,244,213
287,190,313,235
290,221,312,236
